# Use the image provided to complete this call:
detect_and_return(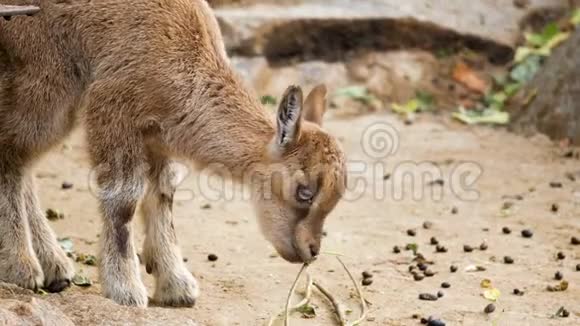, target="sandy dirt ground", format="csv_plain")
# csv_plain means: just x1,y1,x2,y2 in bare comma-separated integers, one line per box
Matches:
11,110,576,326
